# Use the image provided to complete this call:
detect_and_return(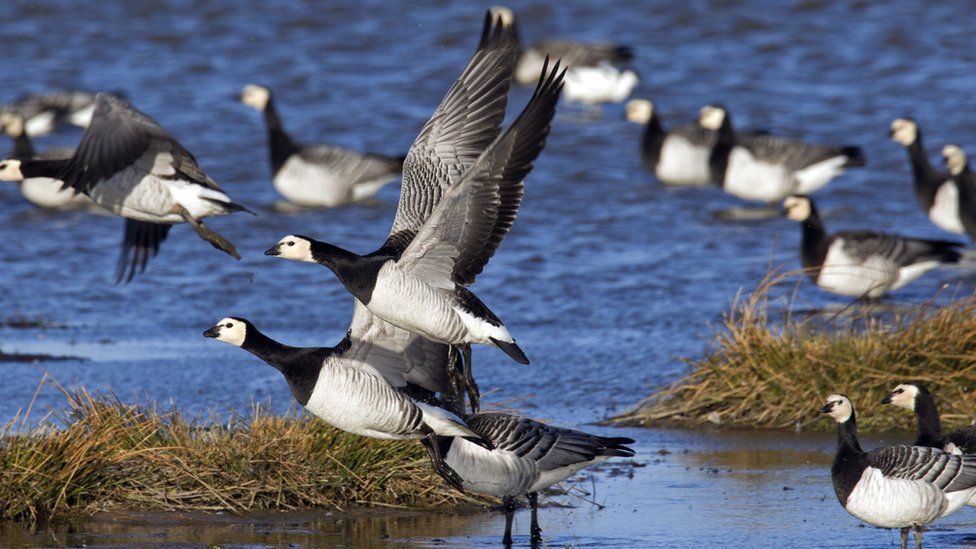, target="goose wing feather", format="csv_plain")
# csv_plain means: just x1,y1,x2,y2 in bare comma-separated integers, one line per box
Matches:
869,445,976,492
